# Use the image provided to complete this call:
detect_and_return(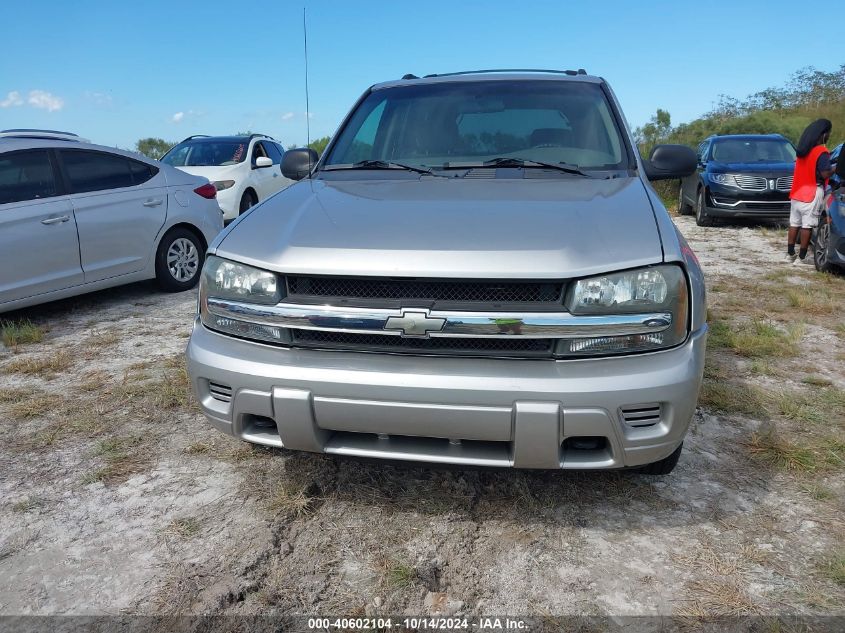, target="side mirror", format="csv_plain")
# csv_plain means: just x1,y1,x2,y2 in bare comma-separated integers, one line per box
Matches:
643,144,697,181
254,156,273,169
282,148,318,180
